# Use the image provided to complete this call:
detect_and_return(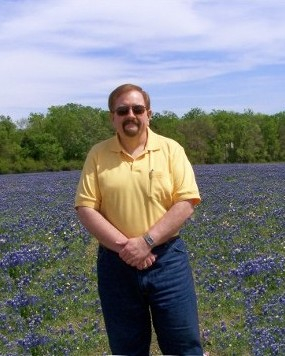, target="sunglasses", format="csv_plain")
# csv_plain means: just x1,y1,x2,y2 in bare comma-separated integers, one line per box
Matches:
113,105,147,116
